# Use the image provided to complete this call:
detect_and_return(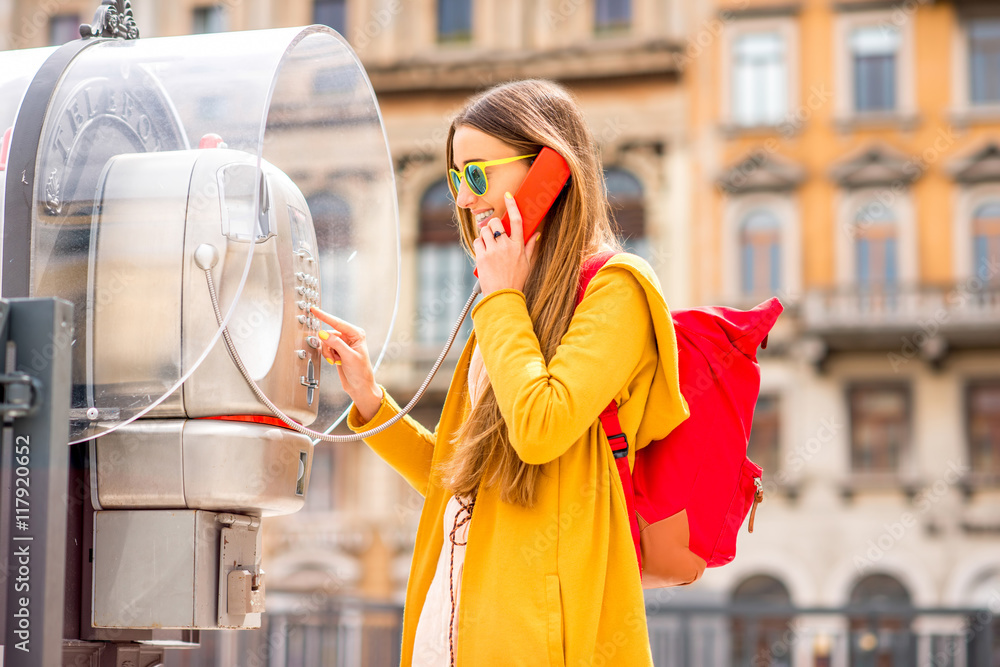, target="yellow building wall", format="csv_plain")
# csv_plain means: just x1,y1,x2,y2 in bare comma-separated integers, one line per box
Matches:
699,0,1000,302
